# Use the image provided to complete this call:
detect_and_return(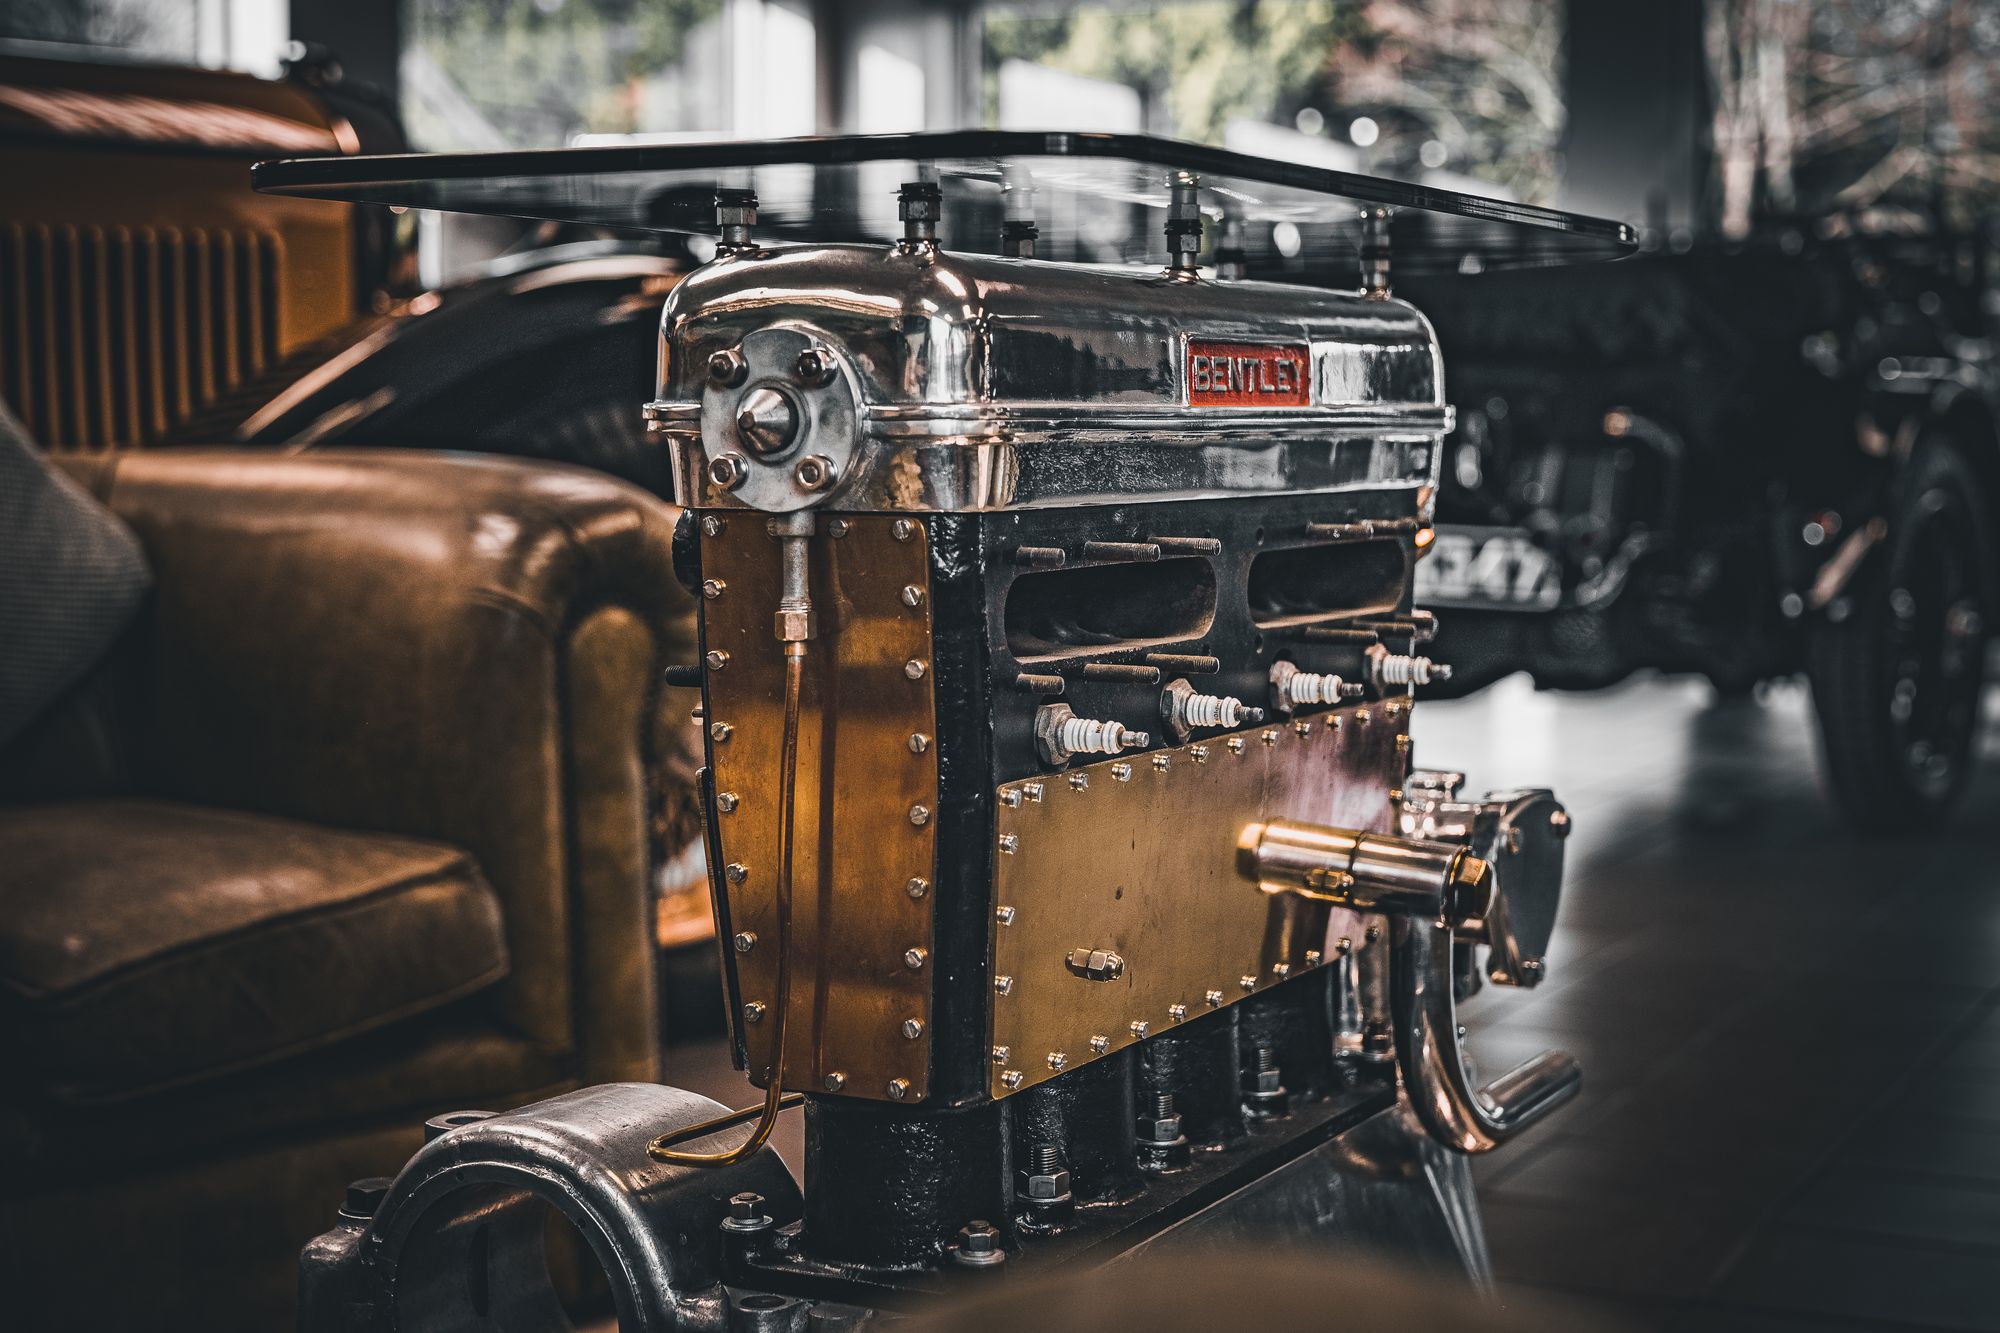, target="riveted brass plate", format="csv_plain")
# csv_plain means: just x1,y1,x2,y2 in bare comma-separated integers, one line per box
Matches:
703,513,937,1103
990,703,1407,1098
